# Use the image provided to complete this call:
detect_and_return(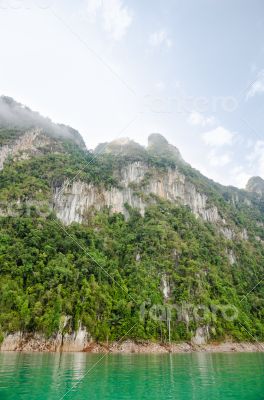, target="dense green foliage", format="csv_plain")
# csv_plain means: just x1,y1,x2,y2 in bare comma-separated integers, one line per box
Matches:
0,204,264,343
0,128,24,146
